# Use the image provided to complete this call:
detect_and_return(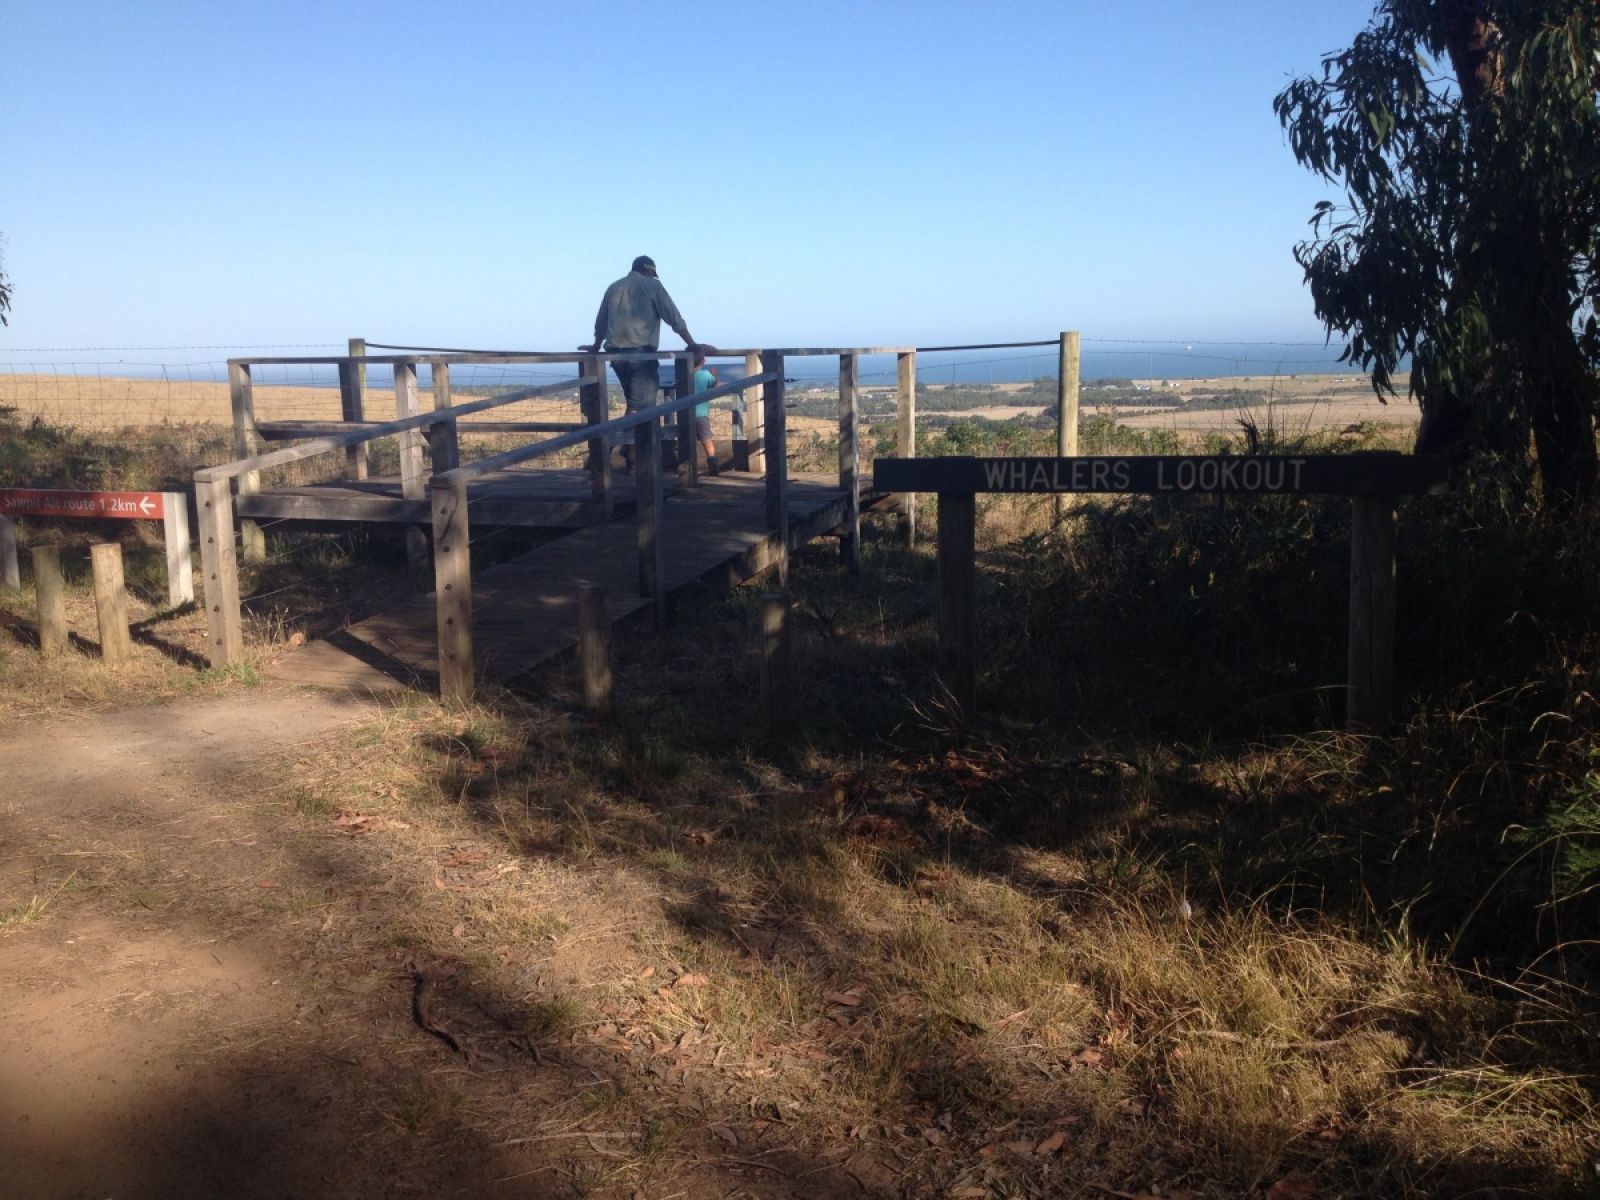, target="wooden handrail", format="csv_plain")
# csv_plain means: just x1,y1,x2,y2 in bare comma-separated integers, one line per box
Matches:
224,346,913,368
195,376,583,483
431,372,775,488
